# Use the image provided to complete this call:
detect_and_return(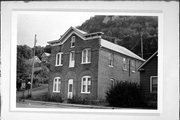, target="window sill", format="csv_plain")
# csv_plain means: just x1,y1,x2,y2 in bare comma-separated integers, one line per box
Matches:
81,92,90,94
53,91,60,93
81,62,91,64
55,64,63,67
69,66,75,68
